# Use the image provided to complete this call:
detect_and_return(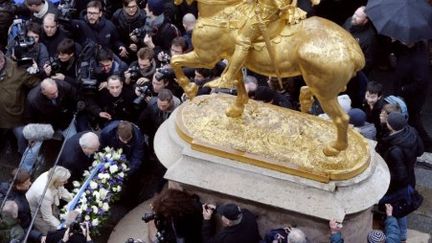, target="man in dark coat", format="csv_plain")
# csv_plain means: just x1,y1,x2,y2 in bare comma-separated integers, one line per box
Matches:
99,120,145,175
40,13,70,58
201,203,261,243
381,112,424,194
111,0,146,62
68,1,126,56
84,75,137,128
58,131,100,183
26,78,78,130
379,112,424,241
0,169,32,230
343,6,377,74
